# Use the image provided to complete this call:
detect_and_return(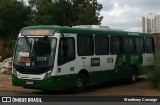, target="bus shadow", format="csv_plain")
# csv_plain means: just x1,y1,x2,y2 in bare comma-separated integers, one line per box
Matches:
85,76,148,93
24,89,75,95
